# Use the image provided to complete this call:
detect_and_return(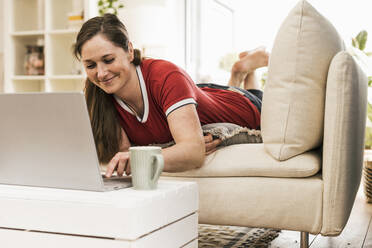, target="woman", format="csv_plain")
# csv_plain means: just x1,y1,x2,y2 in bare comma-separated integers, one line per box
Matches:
73,14,269,177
